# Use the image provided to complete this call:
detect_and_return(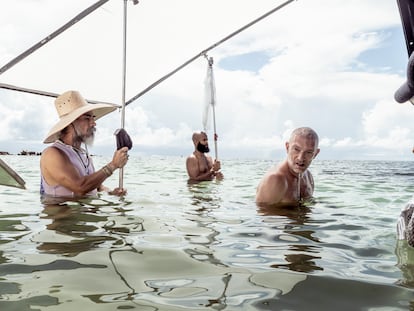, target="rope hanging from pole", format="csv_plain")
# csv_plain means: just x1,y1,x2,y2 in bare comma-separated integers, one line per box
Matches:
203,54,218,160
